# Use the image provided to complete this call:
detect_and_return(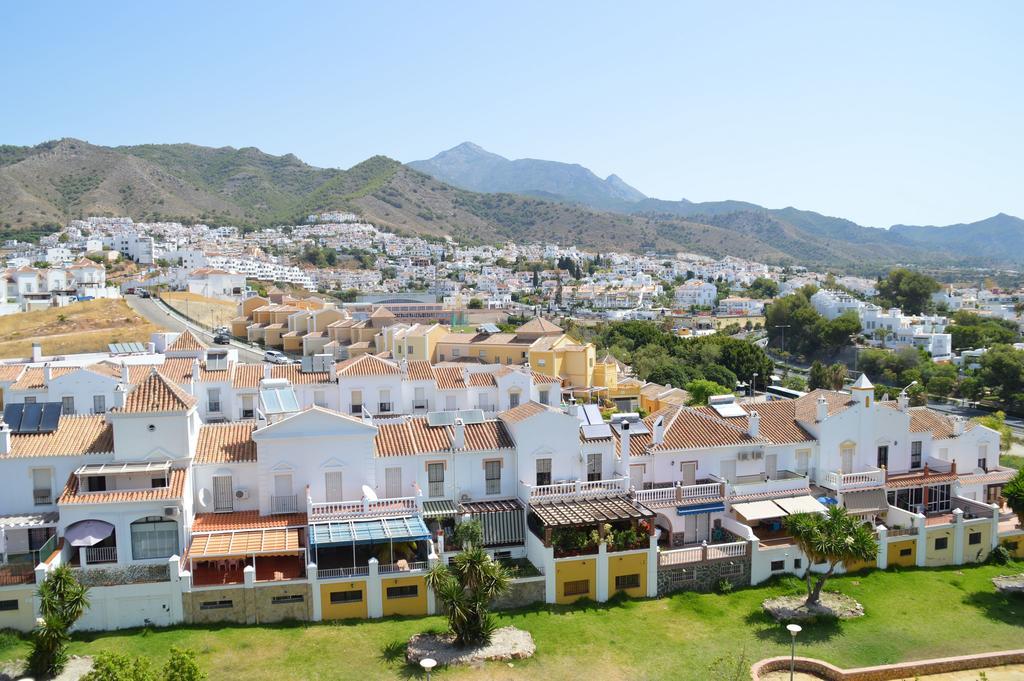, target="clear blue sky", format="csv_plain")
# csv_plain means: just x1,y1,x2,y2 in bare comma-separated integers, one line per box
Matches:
2,2,1021,227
